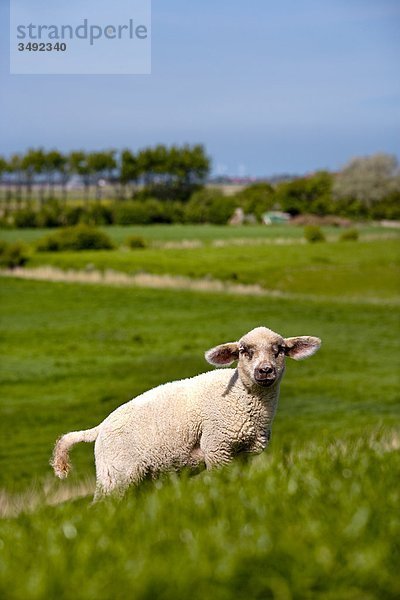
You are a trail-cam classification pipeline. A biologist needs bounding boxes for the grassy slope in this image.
[0,229,399,599]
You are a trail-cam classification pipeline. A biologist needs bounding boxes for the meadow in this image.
[0,221,397,245]
[0,224,399,599]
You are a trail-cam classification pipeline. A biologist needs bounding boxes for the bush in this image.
[185,189,236,224]
[161,201,186,224]
[84,203,114,226]
[126,235,147,249]
[332,197,369,219]
[13,207,38,228]
[304,225,326,243]
[340,228,359,242]
[370,191,400,220]
[0,241,29,268]
[36,224,114,252]
[113,199,167,225]
[63,205,85,226]
[36,201,64,228]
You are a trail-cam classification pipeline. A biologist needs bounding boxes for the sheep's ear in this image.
[284,336,321,360]
[205,342,239,366]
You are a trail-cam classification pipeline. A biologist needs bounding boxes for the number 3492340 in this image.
[18,42,67,52]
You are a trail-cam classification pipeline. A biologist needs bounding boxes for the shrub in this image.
[332,197,369,219]
[63,205,85,226]
[0,241,29,268]
[161,201,186,224]
[340,228,359,242]
[36,201,64,228]
[304,225,326,243]
[369,191,400,220]
[13,207,38,228]
[84,203,114,226]
[36,224,114,252]
[126,235,147,249]
[113,199,166,225]
[185,189,236,224]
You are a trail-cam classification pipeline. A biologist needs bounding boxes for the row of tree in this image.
[0,149,399,221]
[0,144,210,203]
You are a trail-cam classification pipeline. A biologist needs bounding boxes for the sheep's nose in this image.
[259,365,274,375]
[255,365,276,379]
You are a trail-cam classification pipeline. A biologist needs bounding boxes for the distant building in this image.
[262,211,291,225]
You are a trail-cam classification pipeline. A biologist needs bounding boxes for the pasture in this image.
[0,224,399,599]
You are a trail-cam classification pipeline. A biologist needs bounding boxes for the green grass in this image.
[1,222,398,245]
[1,277,398,493]
[3,225,397,302]
[25,238,400,301]
[0,225,399,599]
[1,434,399,600]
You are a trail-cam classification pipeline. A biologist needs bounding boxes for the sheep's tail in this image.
[50,426,99,479]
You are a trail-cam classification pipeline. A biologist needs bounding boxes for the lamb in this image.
[51,326,321,499]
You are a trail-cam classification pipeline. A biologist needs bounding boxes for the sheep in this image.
[51,326,321,499]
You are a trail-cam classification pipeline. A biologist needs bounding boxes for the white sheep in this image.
[51,326,321,499]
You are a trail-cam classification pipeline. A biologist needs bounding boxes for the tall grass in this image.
[0,431,399,599]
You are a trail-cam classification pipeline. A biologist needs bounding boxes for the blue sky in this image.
[1,0,399,176]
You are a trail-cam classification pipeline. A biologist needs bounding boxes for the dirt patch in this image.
[0,266,270,295]
[0,477,95,518]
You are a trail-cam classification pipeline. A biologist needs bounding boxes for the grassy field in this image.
[0,225,399,599]
[22,238,400,303]
[2,224,399,303]
[1,222,399,245]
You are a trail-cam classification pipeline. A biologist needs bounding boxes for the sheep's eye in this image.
[240,346,253,359]
[274,345,284,357]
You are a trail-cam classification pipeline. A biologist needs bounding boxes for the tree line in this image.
[0,149,399,225]
[0,144,210,203]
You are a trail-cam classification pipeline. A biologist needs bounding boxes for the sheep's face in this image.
[237,328,287,388]
[205,326,321,391]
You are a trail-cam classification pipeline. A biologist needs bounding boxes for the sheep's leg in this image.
[93,470,122,502]
[93,485,106,503]
[200,433,233,470]
[94,459,139,501]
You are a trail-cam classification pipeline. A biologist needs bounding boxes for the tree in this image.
[87,151,117,200]
[21,149,38,201]
[234,182,276,219]
[185,188,235,224]
[176,144,210,200]
[2,144,211,205]
[137,144,210,201]
[0,156,7,208]
[9,154,24,205]
[120,150,140,198]
[45,150,67,200]
[275,171,333,216]
[59,154,72,203]
[3,158,14,204]
[333,154,400,210]
[69,151,91,201]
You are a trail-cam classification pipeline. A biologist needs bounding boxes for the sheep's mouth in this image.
[254,376,276,387]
